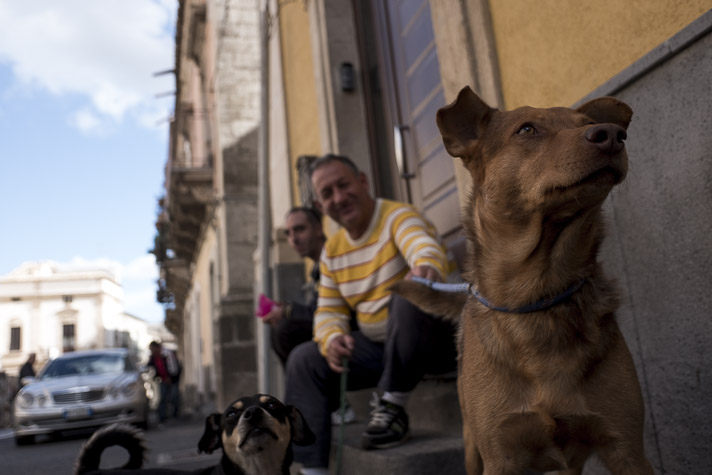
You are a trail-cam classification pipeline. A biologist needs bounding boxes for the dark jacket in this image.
[19,361,35,380]
[288,264,320,323]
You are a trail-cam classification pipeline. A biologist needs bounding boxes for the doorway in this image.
[356,0,461,237]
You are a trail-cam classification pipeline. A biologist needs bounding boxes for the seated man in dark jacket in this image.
[262,207,325,365]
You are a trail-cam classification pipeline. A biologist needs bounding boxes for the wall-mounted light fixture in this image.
[340,62,355,92]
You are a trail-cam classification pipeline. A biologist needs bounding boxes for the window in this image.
[10,327,21,351]
[63,324,75,353]
[62,295,73,303]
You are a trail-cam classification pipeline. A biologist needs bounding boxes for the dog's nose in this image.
[585,124,627,154]
[242,407,263,423]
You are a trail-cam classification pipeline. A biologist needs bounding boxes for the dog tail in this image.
[390,280,466,321]
[74,423,147,474]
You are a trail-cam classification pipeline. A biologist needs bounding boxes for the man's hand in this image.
[262,306,284,327]
[407,265,442,282]
[325,334,354,373]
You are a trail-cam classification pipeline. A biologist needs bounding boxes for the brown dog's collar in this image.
[470,279,586,313]
[411,276,586,314]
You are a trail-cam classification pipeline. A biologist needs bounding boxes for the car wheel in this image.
[14,434,35,446]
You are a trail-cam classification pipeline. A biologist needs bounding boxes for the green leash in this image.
[334,357,348,475]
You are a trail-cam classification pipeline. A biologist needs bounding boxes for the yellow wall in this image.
[279,2,322,204]
[489,0,710,108]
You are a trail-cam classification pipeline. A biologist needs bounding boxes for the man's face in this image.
[311,161,373,235]
[285,211,323,259]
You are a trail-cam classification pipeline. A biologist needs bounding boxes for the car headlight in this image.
[37,394,47,407]
[108,385,120,398]
[121,381,137,397]
[17,392,34,409]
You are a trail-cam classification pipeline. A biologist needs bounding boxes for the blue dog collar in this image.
[470,279,586,313]
[410,276,586,314]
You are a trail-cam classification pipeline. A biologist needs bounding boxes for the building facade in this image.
[156,0,263,415]
[0,261,159,374]
[159,1,711,472]
[264,2,712,473]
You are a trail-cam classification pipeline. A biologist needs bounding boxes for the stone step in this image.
[344,374,462,436]
[329,423,466,475]
[291,376,466,475]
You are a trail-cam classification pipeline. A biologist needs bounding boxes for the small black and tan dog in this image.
[75,394,315,475]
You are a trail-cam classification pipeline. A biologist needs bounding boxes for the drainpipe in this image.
[257,1,272,394]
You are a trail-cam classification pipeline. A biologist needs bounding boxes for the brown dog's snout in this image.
[585,124,627,155]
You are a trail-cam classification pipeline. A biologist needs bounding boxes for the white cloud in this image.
[123,254,160,280]
[62,256,123,279]
[0,0,176,131]
[72,108,103,133]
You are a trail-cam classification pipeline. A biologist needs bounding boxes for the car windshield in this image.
[39,353,128,379]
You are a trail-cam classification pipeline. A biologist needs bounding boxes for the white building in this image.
[0,261,163,374]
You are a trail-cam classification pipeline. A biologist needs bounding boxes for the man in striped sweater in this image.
[285,154,457,475]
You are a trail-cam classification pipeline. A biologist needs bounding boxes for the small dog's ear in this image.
[577,97,633,130]
[197,413,223,454]
[436,86,495,159]
[287,405,316,446]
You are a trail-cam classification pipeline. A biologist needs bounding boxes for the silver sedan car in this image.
[13,348,149,445]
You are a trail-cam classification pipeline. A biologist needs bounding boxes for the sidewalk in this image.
[0,427,14,441]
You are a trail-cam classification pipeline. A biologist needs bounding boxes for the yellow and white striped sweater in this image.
[314,199,449,355]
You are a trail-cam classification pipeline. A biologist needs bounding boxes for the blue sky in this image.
[0,0,178,324]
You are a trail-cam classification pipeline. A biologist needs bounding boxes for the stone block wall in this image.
[581,13,712,474]
[211,0,262,407]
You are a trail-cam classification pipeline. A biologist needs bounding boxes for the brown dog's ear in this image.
[577,97,633,130]
[436,86,495,159]
[287,405,316,446]
[197,413,223,454]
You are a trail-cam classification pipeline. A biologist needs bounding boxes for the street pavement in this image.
[0,416,220,475]
[0,427,13,440]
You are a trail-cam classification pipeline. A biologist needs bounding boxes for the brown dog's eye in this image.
[517,124,536,135]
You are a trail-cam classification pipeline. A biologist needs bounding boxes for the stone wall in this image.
[212,0,261,408]
[581,13,712,474]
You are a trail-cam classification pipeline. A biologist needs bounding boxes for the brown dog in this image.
[392,87,653,474]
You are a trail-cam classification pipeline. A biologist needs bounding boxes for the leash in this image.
[334,357,348,475]
[410,276,470,293]
[410,276,586,314]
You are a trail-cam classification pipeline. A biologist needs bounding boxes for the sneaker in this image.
[361,393,409,450]
[331,401,357,425]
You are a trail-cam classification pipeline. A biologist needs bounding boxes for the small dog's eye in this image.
[517,124,536,135]
[226,409,241,422]
[266,401,278,410]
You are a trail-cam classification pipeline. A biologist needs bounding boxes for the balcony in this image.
[156,158,214,335]
[165,162,214,263]
[160,258,191,336]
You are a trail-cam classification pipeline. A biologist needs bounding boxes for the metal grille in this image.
[52,389,105,404]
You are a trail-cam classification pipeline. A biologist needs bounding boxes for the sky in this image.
[0,0,178,324]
